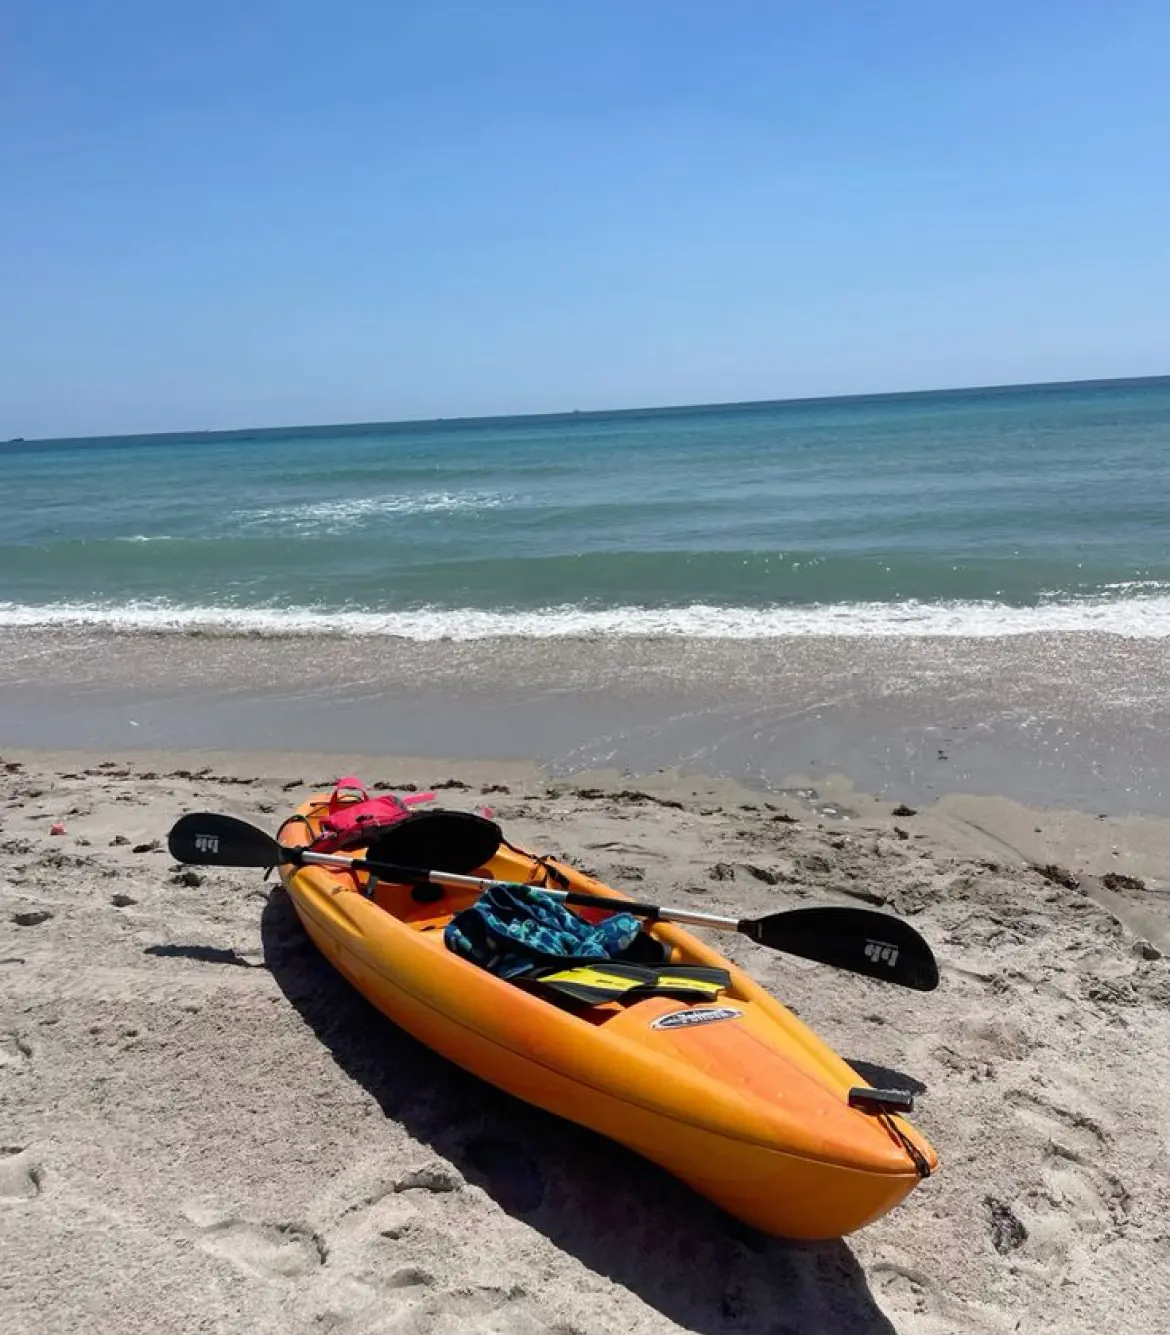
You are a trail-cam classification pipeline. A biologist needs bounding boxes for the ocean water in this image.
[5,376,1170,639]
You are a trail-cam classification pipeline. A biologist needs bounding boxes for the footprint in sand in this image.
[187,1211,327,1280]
[1016,1143,1130,1261]
[1003,1083,1129,1258]
[1004,1086,1111,1157]
[314,1281,546,1335]
[413,1286,547,1335]
[868,1262,938,1320]
[0,1147,43,1203]
[0,1033,33,1069]
[870,1262,1007,1334]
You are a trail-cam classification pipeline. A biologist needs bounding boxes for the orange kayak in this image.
[278,797,937,1239]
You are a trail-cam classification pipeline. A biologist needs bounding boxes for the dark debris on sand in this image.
[1032,863,1081,890]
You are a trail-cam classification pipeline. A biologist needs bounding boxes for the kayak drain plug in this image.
[848,1086,915,1115]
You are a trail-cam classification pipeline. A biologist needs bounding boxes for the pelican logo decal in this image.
[864,939,899,967]
[651,1006,742,1031]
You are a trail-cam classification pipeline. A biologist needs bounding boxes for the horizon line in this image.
[10,370,1170,446]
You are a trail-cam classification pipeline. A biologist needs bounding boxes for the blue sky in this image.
[3,1,1169,437]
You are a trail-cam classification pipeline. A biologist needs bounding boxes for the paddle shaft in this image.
[294,846,743,931]
[165,813,938,988]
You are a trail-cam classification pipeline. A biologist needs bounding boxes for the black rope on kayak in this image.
[501,837,573,891]
[881,1114,933,1179]
[538,857,573,890]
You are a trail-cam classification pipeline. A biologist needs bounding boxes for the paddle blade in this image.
[366,809,502,876]
[167,812,282,868]
[744,906,940,991]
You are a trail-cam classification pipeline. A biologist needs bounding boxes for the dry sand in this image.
[2,748,1168,1334]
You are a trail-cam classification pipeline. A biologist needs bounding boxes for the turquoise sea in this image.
[4,376,1170,638]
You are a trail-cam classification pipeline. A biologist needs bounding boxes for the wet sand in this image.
[4,628,1170,813]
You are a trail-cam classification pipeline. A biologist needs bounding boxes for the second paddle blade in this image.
[167,812,281,868]
[746,905,940,991]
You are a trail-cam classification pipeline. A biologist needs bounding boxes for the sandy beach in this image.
[2,745,1167,1334]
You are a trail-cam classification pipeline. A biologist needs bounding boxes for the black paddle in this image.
[167,812,940,991]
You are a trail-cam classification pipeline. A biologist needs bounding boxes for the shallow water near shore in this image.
[3,627,1168,816]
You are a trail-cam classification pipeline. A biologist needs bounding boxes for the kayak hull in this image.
[278,799,938,1239]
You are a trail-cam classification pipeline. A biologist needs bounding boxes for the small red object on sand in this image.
[50,822,66,836]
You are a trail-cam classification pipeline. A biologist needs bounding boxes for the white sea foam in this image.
[5,595,1170,639]
[235,491,514,533]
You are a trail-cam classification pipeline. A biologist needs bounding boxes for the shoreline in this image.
[1,745,1167,1333]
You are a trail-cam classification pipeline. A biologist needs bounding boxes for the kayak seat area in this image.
[613,928,671,965]
[367,880,672,964]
